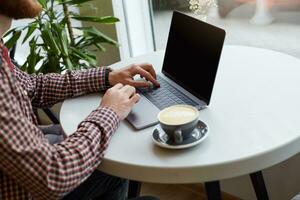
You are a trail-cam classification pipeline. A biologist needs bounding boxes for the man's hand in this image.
[108,63,160,88]
[100,83,140,120]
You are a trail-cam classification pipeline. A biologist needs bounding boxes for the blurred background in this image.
[150,0,300,58]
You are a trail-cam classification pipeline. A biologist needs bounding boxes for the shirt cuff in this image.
[83,106,120,136]
[96,67,107,91]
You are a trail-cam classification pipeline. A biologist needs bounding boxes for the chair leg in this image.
[205,181,222,200]
[250,171,269,200]
[43,108,60,124]
[128,180,142,198]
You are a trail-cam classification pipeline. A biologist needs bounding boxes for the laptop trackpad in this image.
[126,95,160,130]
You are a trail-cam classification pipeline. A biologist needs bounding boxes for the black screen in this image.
[162,11,226,105]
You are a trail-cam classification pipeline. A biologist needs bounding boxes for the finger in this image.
[139,63,157,79]
[135,67,160,87]
[120,85,136,97]
[130,93,141,105]
[139,75,149,82]
[128,80,150,88]
[112,83,124,90]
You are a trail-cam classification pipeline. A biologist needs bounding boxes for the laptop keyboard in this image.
[137,75,199,110]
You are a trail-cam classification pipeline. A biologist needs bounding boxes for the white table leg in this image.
[250,0,274,25]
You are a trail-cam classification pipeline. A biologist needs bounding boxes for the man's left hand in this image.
[108,63,160,88]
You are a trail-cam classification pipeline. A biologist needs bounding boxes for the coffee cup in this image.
[157,105,199,144]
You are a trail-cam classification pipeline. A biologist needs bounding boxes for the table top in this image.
[60,45,300,183]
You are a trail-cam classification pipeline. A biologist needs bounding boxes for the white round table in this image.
[60,45,300,198]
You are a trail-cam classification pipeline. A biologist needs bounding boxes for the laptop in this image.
[127,11,226,129]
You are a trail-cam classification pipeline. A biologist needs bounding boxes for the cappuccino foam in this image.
[159,105,198,125]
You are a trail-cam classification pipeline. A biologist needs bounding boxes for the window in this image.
[115,0,300,59]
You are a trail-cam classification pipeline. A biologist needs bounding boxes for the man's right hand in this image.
[100,83,140,120]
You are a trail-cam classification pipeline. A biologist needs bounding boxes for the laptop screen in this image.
[162,11,225,105]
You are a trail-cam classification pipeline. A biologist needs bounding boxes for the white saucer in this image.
[152,120,209,149]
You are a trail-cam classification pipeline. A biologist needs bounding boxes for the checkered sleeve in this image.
[15,66,109,108]
[0,66,120,200]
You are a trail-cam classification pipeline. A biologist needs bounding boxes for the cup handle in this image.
[174,128,183,144]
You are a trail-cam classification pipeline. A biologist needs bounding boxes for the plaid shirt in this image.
[0,42,120,200]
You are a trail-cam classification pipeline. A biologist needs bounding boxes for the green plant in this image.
[4,0,119,74]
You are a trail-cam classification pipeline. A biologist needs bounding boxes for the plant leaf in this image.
[60,30,70,56]
[5,31,22,49]
[71,16,119,24]
[77,27,118,45]
[3,28,18,38]
[71,47,97,65]
[22,23,38,44]
[41,24,61,55]
[94,43,106,52]
[38,0,47,8]
[65,57,74,70]
[27,38,39,74]
[53,23,69,57]
[61,0,94,5]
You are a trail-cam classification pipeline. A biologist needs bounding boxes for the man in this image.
[0,0,160,200]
